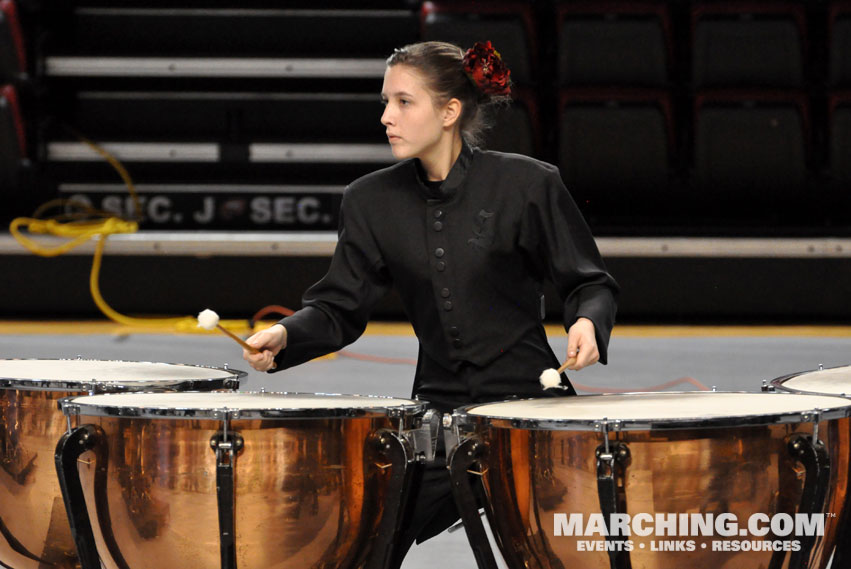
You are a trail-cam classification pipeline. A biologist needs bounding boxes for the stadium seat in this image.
[829,1,851,86]
[0,0,27,82]
[558,88,673,211]
[420,1,535,84]
[694,90,809,203]
[692,2,806,88]
[828,91,851,186]
[0,84,25,189]
[556,1,672,87]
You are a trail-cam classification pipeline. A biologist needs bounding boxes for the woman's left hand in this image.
[565,317,599,371]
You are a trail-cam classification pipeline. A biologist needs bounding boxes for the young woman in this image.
[244,40,618,565]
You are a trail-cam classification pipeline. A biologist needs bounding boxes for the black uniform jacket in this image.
[273,143,618,399]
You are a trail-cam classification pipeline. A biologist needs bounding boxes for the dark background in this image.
[2,0,850,322]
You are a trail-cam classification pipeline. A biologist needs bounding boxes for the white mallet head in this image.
[539,368,562,390]
[197,309,220,330]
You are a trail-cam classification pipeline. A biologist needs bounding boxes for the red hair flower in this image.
[463,41,512,97]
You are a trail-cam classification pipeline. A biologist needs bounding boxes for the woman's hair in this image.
[386,41,512,147]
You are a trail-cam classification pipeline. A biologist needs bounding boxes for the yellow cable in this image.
[10,216,137,257]
[89,234,187,328]
[8,129,249,335]
[62,125,142,218]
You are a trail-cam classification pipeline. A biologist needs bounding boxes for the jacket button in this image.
[436,261,446,271]
[443,301,453,311]
[434,248,445,258]
[433,221,443,231]
[434,210,444,219]
[441,288,451,298]
[449,326,460,337]
[452,338,463,349]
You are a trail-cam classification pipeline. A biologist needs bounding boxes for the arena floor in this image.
[3,321,851,568]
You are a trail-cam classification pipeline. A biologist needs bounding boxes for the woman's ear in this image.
[442,98,462,128]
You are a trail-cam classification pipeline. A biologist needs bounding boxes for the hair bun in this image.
[463,41,512,97]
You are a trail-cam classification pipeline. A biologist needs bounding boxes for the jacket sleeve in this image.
[272,188,392,370]
[519,167,619,364]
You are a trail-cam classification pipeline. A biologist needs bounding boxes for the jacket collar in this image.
[412,141,474,200]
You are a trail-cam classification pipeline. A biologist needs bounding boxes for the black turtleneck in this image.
[422,179,443,198]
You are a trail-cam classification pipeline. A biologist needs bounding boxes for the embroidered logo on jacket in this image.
[468,209,495,250]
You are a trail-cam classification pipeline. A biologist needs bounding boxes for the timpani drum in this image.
[769,364,851,567]
[0,359,242,569]
[446,392,851,569]
[769,364,851,398]
[55,391,438,569]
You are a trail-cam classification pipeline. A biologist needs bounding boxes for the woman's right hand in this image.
[244,324,287,371]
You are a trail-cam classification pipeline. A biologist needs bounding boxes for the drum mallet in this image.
[197,309,260,354]
[539,355,578,390]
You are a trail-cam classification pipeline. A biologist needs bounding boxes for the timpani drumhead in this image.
[462,391,851,429]
[0,358,242,391]
[771,364,851,396]
[61,391,425,419]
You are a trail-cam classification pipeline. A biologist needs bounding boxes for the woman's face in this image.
[380,64,449,161]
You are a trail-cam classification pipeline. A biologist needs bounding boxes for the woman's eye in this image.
[400,99,409,106]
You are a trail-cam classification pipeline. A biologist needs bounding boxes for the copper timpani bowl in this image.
[769,364,851,568]
[446,391,851,569]
[56,391,433,569]
[0,359,242,569]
